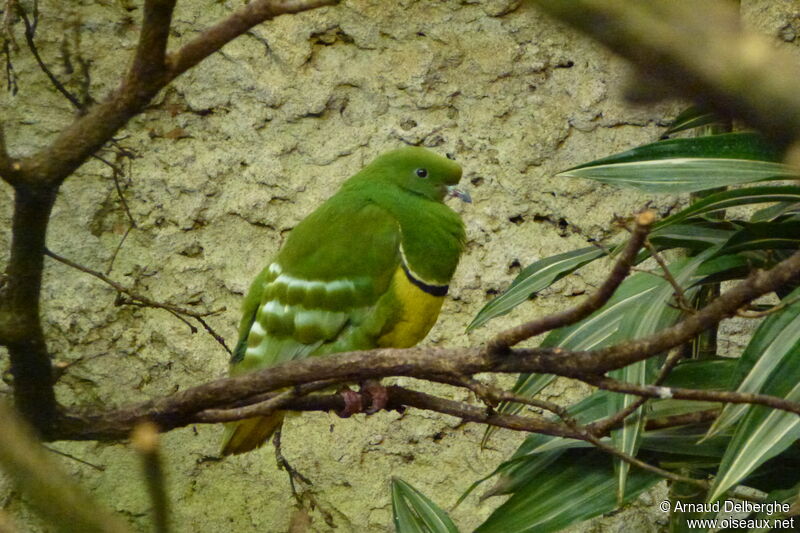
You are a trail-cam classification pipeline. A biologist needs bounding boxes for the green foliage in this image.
[391,478,460,533]
[465,114,800,532]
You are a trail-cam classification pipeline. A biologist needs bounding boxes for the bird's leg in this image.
[361,379,388,414]
[272,428,312,504]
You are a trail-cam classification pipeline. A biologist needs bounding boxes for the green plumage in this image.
[223,147,467,454]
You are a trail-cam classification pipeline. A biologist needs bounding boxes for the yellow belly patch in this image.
[378,267,445,348]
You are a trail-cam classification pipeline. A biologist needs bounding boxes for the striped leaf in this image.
[481,249,730,449]
[662,106,722,137]
[559,133,792,193]
[608,251,717,499]
[750,201,800,223]
[475,450,661,533]
[706,287,800,502]
[467,246,606,331]
[716,221,800,255]
[391,478,459,533]
[649,223,735,252]
[654,186,800,229]
[706,286,800,438]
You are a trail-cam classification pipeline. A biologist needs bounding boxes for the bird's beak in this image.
[447,185,472,203]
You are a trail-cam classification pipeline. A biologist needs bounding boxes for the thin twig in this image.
[643,238,694,312]
[16,5,83,110]
[45,248,231,354]
[584,374,800,416]
[106,225,132,275]
[43,445,106,471]
[588,350,685,437]
[644,409,719,431]
[453,375,576,425]
[736,292,800,318]
[92,153,137,227]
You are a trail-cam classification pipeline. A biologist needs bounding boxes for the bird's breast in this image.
[377,265,447,348]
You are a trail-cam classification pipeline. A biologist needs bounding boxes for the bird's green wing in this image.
[230,197,401,376]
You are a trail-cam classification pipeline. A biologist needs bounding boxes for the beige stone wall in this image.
[0,1,796,531]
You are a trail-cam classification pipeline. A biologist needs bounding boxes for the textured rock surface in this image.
[0,0,795,531]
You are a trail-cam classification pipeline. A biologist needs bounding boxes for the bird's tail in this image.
[221,412,285,456]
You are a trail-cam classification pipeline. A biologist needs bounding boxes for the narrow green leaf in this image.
[608,252,717,499]
[475,450,661,533]
[750,201,800,223]
[391,478,459,533]
[559,133,791,193]
[570,133,781,167]
[716,221,800,255]
[467,246,606,331]
[662,106,722,137]
[655,186,800,229]
[649,223,735,252]
[706,286,800,438]
[561,159,794,194]
[707,288,800,501]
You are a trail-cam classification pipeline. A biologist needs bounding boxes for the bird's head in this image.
[361,146,471,203]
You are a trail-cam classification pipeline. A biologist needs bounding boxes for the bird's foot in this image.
[337,387,363,418]
[361,379,388,414]
[336,381,389,417]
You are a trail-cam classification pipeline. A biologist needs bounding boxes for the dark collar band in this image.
[401,263,449,297]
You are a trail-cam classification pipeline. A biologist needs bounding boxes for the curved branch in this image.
[166,0,336,79]
[12,0,337,189]
[487,210,655,353]
[0,0,336,434]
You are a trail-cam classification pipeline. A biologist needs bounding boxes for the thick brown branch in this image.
[0,186,58,433]
[166,0,336,78]
[12,0,336,189]
[565,250,800,374]
[128,0,176,88]
[201,385,583,440]
[487,210,654,353]
[51,345,800,442]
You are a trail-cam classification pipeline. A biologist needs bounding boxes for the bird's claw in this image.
[336,381,389,417]
[362,380,388,414]
[337,387,363,418]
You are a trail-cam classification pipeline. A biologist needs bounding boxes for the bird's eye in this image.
[415,168,428,178]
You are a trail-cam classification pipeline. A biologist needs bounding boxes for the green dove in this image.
[222,147,469,455]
